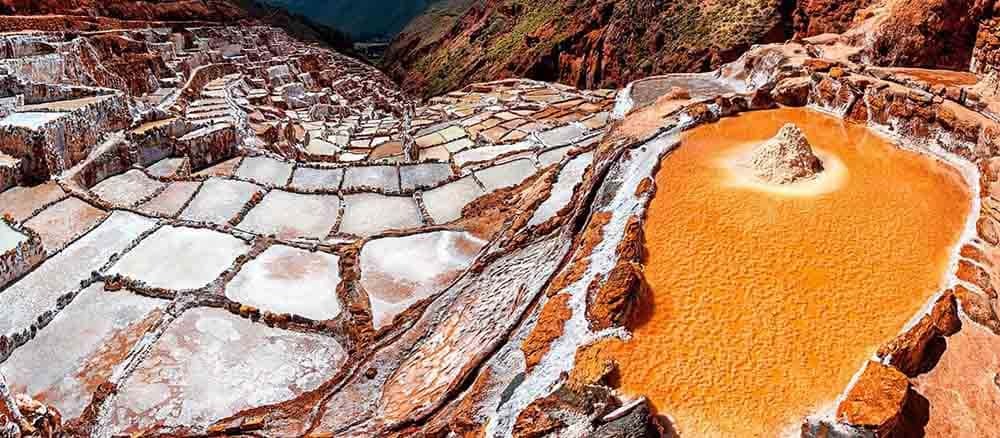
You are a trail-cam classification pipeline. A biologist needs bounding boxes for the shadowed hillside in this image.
[258,0,439,40]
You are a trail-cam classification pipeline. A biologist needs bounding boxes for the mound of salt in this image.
[746,123,824,184]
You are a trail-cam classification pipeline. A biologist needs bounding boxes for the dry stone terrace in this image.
[0,17,616,436]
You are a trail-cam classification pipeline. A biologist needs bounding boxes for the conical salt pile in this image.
[747,123,824,184]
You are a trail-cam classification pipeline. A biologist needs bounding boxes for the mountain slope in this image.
[258,0,437,40]
[385,0,998,98]
[0,0,248,21]
[0,0,355,52]
[387,0,477,59]
[383,0,803,98]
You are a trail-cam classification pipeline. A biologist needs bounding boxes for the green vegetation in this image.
[485,1,562,62]
[412,0,567,96]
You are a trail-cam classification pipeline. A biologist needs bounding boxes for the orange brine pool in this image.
[595,108,971,436]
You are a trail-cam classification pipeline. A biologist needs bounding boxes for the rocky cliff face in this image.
[384,0,798,97]
[856,0,997,70]
[385,0,1000,97]
[790,0,877,36]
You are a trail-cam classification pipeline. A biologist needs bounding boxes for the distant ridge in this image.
[257,0,439,41]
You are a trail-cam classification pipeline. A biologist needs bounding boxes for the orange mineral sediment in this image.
[592,108,971,436]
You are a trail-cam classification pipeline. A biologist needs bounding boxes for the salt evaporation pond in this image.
[591,108,972,437]
[225,245,343,320]
[0,220,26,252]
[360,230,486,328]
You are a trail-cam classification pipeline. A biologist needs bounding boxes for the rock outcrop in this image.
[746,123,825,184]
[791,0,876,37]
[857,0,996,71]
[384,0,798,97]
[836,361,911,436]
[877,291,962,377]
[387,0,1000,97]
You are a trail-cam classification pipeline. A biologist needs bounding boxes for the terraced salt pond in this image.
[0,220,26,252]
[360,230,486,329]
[594,108,972,436]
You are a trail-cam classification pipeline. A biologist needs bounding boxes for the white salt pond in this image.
[90,169,166,207]
[225,245,343,320]
[339,193,423,237]
[0,112,64,130]
[180,178,261,225]
[421,176,485,225]
[290,166,344,191]
[24,197,107,255]
[145,157,188,178]
[0,212,157,342]
[400,163,453,192]
[237,190,340,239]
[453,141,536,168]
[528,152,593,227]
[1,283,167,419]
[342,165,400,193]
[537,123,589,147]
[103,308,345,433]
[235,156,293,187]
[537,146,571,167]
[0,182,66,222]
[474,158,537,191]
[0,220,27,252]
[109,226,249,290]
[360,230,486,329]
[138,181,200,217]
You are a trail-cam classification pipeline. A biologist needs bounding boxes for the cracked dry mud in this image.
[1,3,1000,438]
